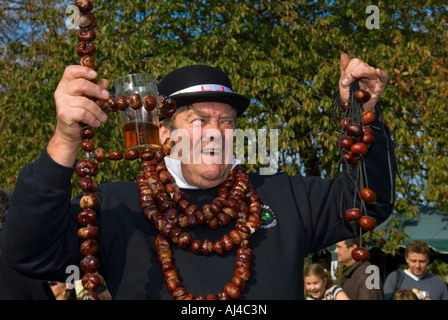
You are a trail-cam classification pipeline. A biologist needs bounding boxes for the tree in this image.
[1,0,447,254]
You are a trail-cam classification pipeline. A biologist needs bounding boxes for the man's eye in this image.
[221,120,234,126]
[192,118,205,125]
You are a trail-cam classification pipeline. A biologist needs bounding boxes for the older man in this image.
[334,238,384,300]
[0,54,396,299]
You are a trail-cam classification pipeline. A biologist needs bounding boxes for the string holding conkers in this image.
[73,0,179,299]
[334,84,378,262]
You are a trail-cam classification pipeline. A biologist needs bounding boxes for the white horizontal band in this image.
[169,84,233,96]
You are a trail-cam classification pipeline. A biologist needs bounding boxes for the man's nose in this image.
[203,128,221,142]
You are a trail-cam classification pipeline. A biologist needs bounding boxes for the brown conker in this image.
[76,160,98,177]
[77,208,96,226]
[354,89,371,103]
[345,208,362,221]
[346,123,363,137]
[359,216,377,231]
[82,273,101,292]
[350,142,368,156]
[80,255,100,273]
[80,239,99,256]
[144,95,157,112]
[224,283,241,300]
[362,110,376,125]
[361,188,376,203]
[352,247,370,261]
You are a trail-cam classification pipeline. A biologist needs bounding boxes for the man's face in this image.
[334,241,355,266]
[160,102,236,189]
[406,252,429,277]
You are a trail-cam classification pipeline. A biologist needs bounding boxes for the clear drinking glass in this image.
[114,73,160,152]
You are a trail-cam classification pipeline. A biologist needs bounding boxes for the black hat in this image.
[158,65,250,118]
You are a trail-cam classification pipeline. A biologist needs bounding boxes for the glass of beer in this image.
[114,73,160,152]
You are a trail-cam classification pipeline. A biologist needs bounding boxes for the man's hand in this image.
[48,65,110,167]
[339,53,388,112]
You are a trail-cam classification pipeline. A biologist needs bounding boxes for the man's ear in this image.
[159,122,170,145]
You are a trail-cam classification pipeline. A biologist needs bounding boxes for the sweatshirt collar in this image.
[164,157,241,190]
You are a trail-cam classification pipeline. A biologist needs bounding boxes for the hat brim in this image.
[168,91,250,118]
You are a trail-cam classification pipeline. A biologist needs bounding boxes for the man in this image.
[0,188,55,300]
[0,54,396,299]
[383,240,448,300]
[334,238,384,299]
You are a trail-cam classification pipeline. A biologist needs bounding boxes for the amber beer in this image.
[122,121,160,152]
[115,73,160,151]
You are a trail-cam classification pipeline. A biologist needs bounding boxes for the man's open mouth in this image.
[202,148,221,156]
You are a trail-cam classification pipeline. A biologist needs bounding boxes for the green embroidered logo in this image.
[262,211,272,222]
[261,205,277,229]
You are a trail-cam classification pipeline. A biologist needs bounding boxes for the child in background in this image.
[304,263,350,300]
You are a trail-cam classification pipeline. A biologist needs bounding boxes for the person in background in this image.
[334,237,384,300]
[48,281,74,300]
[304,263,349,300]
[392,289,418,300]
[0,187,55,300]
[384,240,448,300]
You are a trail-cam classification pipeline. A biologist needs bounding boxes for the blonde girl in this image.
[304,263,350,300]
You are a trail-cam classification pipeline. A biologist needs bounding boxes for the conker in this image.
[340,117,351,130]
[221,234,233,251]
[361,188,376,203]
[354,89,371,103]
[129,94,142,110]
[74,0,93,13]
[144,95,157,111]
[107,150,123,160]
[79,193,99,209]
[77,27,96,41]
[201,239,213,255]
[124,149,140,161]
[362,110,376,125]
[81,292,99,300]
[352,247,370,261]
[80,255,100,273]
[224,283,241,300]
[80,239,99,256]
[95,99,107,111]
[117,95,128,111]
[346,123,363,137]
[338,135,354,150]
[106,97,118,112]
[82,273,101,292]
[342,152,358,165]
[78,208,96,226]
[78,12,97,29]
[80,140,95,152]
[80,55,94,69]
[177,232,193,249]
[94,148,106,162]
[80,127,95,140]
[359,216,377,231]
[350,142,368,156]
[77,226,99,240]
[362,133,375,145]
[213,240,224,255]
[76,159,98,177]
[77,41,95,56]
[345,208,362,221]
[191,240,202,255]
